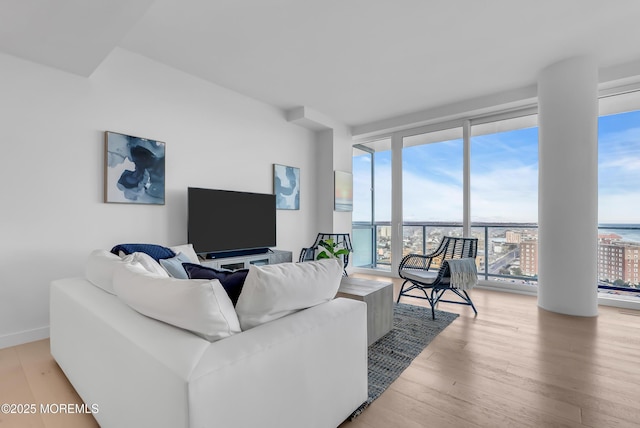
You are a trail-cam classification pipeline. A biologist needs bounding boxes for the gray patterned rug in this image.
[350,303,459,419]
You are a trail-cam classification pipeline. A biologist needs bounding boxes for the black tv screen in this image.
[188,187,276,256]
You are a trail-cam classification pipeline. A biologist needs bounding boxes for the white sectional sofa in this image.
[50,250,368,428]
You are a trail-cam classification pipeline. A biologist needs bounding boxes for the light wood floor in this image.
[0,339,98,428]
[341,276,640,428]
[2,277,640,428]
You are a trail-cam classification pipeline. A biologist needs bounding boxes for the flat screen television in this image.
[188,187,276,257]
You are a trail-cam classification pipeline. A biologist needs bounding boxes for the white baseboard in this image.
[347,268,640,312]
[476,280,538,296]
[0,326,49,350]
[598,296,640,311]
[351,267,395,278]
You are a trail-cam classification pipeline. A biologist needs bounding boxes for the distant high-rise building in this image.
[506,231,523,244]
[520,240,537,276]
[598,242,624,283]
[623,244,640,285]
[597,237,640,285]
[378,226,391,238]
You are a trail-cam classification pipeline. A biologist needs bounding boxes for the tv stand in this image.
[201,249,292,271]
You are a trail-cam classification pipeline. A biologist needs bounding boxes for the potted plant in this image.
[316,238,350,268]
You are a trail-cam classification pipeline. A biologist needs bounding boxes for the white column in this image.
[538,56,599,316]
[315,129,334,233]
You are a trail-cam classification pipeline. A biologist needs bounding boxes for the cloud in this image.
[402,169,463,222]
[354,145,538,223]
[352,117,640,225]
[471,162,538,222]
[600,192,640,223]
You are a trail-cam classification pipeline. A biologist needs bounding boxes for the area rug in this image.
[350,303,459,419]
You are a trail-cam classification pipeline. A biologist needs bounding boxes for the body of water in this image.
[599,224,640,243]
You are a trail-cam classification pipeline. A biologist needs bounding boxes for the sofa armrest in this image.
[189,298,368,428]
[50,278,210,428]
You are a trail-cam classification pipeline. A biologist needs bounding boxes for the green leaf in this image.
[316,238,349,260]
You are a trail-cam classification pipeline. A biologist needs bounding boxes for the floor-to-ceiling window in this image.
[470,114,538,284]
[352,138,392,269]
[402,127,463,256]
[352,145,373,268]
[597,91,640,300]
[352,110,540,294]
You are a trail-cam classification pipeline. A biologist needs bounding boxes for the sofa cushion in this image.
[160,252,192,279]
[113,262,241,342]
[123,252,169,277]
[183,263,248,306]
[169,243,200,264]
[85,249,126,295]
[235,259,342,330]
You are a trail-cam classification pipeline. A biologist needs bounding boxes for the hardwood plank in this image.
[15,341,99,428]
[400,357,583,423]
[0,347,45,428]
[388,377,529,428]
[581,407,640,428]
[360,388,481,428]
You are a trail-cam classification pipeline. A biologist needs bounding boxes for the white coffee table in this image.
[336,277,394,345]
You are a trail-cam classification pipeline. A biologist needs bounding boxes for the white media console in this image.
[200,249,293,270]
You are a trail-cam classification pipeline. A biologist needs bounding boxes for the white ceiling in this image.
[3,0,640,128]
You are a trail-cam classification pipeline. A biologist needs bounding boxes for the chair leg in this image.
[430,292,436,319]
[396,280,408,303]
[429,288,440,320]
[463,290,478,315]
[430,288,447,320]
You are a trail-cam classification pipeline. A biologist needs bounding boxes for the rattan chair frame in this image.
[398,236,479,319]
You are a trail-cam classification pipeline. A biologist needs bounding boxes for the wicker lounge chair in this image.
[398,236,479,319]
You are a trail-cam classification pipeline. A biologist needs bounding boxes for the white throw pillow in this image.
[235,259,343,330]
[113,262,241,342]
[122,252,169,277]
[85,249,125,295]
[169,243,201,264]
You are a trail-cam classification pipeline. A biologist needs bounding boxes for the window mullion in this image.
[463,119,471,237]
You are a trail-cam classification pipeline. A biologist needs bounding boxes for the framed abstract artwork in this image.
[104,131,166,205]
[273,164,300,210]
[334,171,353,212]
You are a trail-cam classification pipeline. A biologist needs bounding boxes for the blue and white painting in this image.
[273,164,300,210]
[105,131,165,205]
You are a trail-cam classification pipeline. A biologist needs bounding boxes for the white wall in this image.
[332,124,354,235]
[0,48,319,348]
[309,123,353,236]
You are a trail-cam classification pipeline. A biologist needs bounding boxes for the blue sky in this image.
[354,110,640,224]
[599,110,640,223]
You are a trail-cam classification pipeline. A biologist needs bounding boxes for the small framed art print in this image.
[273,164,300,210]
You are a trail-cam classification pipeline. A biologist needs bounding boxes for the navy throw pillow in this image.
[111,243,175,261]
[183,263,249,306]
